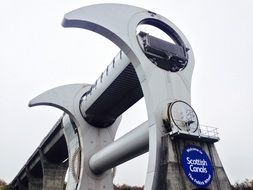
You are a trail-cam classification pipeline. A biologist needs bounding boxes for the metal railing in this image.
[199,124,219,139]
[82,50,123,101]
[168,122,220,141]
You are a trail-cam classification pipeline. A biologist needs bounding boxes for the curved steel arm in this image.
[61,4,195,190]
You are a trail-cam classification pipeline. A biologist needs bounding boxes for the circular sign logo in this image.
[181,145,213,188]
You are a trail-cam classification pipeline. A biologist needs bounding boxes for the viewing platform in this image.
[169,124,220,143]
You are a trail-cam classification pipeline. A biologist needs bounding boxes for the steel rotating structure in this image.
[29,3,194,190]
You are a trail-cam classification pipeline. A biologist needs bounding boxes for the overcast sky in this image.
[0,0,253,186]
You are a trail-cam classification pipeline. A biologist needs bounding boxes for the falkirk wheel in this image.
[26,3,231,190]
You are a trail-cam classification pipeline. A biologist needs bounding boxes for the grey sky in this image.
[0,0,253,186]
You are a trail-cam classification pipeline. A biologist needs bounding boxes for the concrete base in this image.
[158,136,231,190]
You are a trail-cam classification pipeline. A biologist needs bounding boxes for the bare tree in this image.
[233,179,253,190]
[114,184,144,190]
[0,179,8,190]
[0,179,7,187]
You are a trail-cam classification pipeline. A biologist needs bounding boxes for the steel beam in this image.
[89,121,149,174]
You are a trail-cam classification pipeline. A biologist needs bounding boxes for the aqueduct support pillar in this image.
[39,150,68,190]
[28,178,43,190]
[17,179,28,190]
[26,167,43,190]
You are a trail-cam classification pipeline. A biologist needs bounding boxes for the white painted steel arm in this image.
[62,4,195,190]
[89,121,149,174]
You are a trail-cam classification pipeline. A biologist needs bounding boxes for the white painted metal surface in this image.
[29,3,195,190]
[62,4,194,190]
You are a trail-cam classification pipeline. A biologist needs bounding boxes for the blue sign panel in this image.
[181,145,213,188]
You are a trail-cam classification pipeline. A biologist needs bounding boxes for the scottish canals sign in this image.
[181,146,213,188]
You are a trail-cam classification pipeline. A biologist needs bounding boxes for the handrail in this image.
[199,124,219,139]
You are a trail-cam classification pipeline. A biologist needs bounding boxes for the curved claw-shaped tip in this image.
[29,84,90,116]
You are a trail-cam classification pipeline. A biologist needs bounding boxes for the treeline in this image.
[1,178,253,189]
[114,184,143,190]
[0,179,7,190]
[232,179,253,190]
